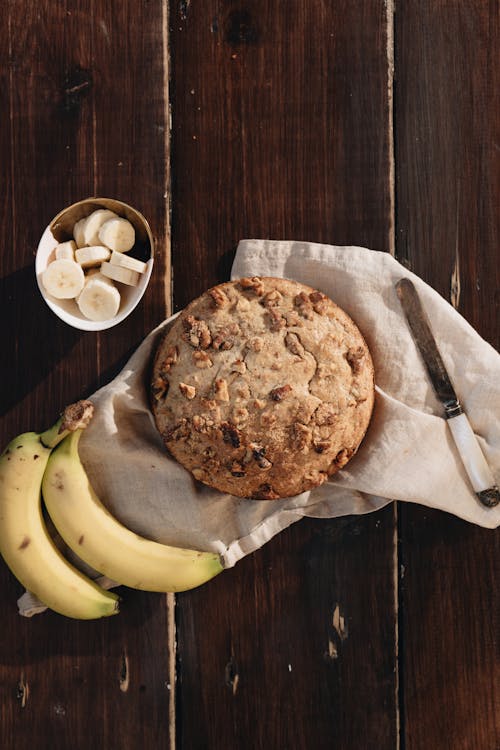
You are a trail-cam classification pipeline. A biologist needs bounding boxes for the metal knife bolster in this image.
[396,278,499,508]
[443,399,463,420]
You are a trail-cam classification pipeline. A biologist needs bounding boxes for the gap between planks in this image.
[163,2,175,748]
[386,1,401,748]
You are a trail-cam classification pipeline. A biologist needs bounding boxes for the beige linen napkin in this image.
[19,240,499,616]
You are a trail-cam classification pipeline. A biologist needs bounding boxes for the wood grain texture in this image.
[0,1,497,748]
[395,3,499,749]
[170,0,393,309]
[395,1,499,349]
[170,2,397,748]
[0,1,171,748]
[176,510,398,750]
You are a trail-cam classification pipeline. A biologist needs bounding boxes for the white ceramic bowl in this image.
[35,197,154,331]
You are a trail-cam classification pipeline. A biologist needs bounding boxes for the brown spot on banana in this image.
[18,536,30,550]
[53,471,65,491]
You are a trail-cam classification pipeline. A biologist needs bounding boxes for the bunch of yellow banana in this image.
[0,401,223,620]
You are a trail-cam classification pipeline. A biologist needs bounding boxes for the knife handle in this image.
[446,413,499,507]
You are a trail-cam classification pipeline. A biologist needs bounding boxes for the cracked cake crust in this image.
[151,277,375,499]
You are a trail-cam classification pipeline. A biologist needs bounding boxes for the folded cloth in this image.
[18,240,499,616]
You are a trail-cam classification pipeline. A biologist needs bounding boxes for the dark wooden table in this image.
[0,2,498,748]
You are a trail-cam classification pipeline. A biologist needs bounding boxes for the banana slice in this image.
[75,245,111,269]
[55,240,76,260]
[77,275,121,321]
[82,209,118,246]
[98,217,135,253]
[42,259,85,299]
[109,249,147,274]
[73,218,88,248]
[100,261,140,286]
[83,268,114,284]
[76,270,114,302]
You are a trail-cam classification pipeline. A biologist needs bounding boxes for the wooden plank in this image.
[395,3,499,749]
[170,2,397,748]
[0,2,171,748]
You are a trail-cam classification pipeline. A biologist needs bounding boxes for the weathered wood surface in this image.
[170,2,397,749]
[395,4,499,749]
[0,1,497,749]
[0,1,171,748]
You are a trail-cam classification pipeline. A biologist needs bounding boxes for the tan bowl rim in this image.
[49,196,154,255]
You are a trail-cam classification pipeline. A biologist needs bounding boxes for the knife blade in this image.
[396,277,499,508]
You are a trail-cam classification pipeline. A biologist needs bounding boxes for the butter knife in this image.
[396,277,499,508]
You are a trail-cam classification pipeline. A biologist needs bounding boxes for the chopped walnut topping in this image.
[249,444,272,470]
[221,422,241,448]
[236,296,251,311]
[163,418,189,442]
[254,483,280,500]
[247,336,264,352]
[179,382,196,400]
[208,286,230,309]
[192,467,206,480]
[313,403,338,425]
[151,376,169,401]
[313,440,331,454]
[212,333,234,351]
[309,291,329,315]
[249,442,265,457]
[229,460,245,477]
[262,289,282,308]
[260,411,277,427]
[285,332,305,357]
[270,384,292,401]
[192,350,213,368]
[231,406,249,425]
[304,470,327,486]
[214,378,229,401]
[332,448,354,469]
[200,398,219,411]
[242,448,254,464]
[211,323,240,351]
[294,292,314,319]
[350,385,367,402]
[292,422,312,452]
[346,346,365,374]
[258,457,272,470]
[266,308,286,332]
[285,310,303,327]
[152,276,373,500]
[230,359,247,374]
[235,384,251,399]
[239,276,265,295]
[192,415,215,433]
[183,315,212,349]
[294,404,315,424]
[313,424,332,440]
[159,345,179,374]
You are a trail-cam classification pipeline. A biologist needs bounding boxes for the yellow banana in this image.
[42,429,224,593]
[0,402,119,619]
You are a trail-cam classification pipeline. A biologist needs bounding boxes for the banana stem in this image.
[40,401,94,449]
[57,428,83,456]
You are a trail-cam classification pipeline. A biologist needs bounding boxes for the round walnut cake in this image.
[151,277,374,499]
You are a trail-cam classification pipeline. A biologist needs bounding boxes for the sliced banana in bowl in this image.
[35,197,154,331]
